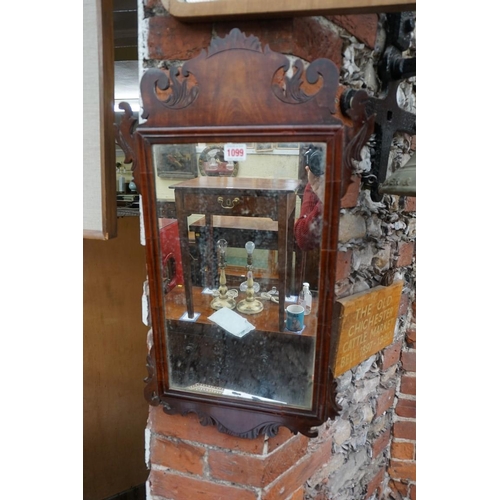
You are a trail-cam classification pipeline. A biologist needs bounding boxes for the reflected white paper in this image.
[222,389,286,404]
[208,307,255,337]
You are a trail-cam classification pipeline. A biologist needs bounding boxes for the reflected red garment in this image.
[294,183,323,251]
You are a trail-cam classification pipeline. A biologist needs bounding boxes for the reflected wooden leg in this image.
[175,205,194,318]
[286,197,296,296]
[206,214,214,289]
[277,202,287,332]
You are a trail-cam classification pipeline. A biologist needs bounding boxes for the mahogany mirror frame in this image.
[132,28,371,438]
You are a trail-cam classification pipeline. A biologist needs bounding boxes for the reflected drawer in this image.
[182,193,279,218]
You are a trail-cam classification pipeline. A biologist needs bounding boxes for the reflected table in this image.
[164,285,318,335]
[173,177,301,331]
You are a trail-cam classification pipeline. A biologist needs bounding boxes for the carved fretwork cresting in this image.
[272,58,338,116]
[163,407,285,439]
[207,28,262,55]
[140,66,199,118]
[139,28,343,128]
[161,404,326,439]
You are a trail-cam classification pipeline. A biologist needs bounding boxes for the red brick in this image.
[336,249,352,281]
[148,407,267,454]
[311,492,328,500]
[328,14,379,48]
[340,175,360,208]
[149,469,258,500]
[393,421,416,441]
[290,486,305,500]
[406,327,416,348]
[262,434,309,485]
[391,441,415,460]
[208,450,265,488]
[262,437,332,500]
[372,428,391,458]
[396,242,415,267]
[396,398,416,419]
[403,197,416,212]
[292,17,343,67]
[398,292,409,316]
[388,459,416,482]
[144,0,162,8]
[375,387,396,418]
[381,340,403,370]
[150,436,205,475]
[208,434,309,488]
[400,375,416,396]
[410,484,416,500]
[147,15,212,60]
[388,479,408,498]
[266,426,296,453]
[365,467,385,499]
[401,350,416,372]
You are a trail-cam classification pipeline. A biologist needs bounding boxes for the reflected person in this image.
[294,145,325,251]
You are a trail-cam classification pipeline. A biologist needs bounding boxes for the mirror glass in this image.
[154,141,327,409]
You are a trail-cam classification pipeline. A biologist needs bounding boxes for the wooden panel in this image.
[332,281,403,377]
[168,0,416,22]
[83,217,149,499]
[83,0,117,239]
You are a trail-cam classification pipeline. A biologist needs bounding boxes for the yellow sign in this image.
[333,281,403,377]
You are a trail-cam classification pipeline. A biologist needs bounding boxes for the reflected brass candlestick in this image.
[211,239,236,310]
[237,241,263,315]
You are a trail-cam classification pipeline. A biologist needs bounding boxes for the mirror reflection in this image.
[154,142,326,409]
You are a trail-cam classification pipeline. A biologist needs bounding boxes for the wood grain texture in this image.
[84,217,149,499]
[332,281,403,377]
[167,0,416,22]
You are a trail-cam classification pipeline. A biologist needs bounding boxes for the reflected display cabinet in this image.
[126,28,373,438]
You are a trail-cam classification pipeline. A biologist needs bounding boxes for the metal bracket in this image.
[341,12,416,201]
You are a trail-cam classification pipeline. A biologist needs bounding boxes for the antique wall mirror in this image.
[126,28,371,438]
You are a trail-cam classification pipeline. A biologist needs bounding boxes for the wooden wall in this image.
[83,216,149,499]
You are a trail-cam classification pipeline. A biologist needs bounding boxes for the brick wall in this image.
[387,298,416,500]
[146,408,333,499]
[140,3,416,499]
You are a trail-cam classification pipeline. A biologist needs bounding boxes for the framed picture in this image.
[154,144,198,179]
[275,143,299,150]
[256,143,273,152]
